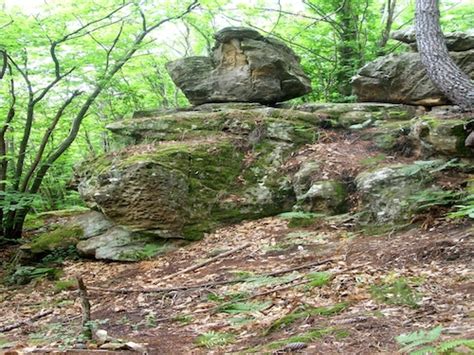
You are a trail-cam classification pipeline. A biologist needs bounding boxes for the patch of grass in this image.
[24,215,46,230]
[370,278,421,308]
[265,302,348,334]
[54,279,76,292]
[195,331,235,348]
[305,271,332,289]
[0,336,16,349]
[229,315,255,326]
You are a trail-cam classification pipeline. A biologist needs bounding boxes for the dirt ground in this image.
[0,215,472,354]
[0,132,473,354]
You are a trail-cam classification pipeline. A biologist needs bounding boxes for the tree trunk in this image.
[415,0,474,110]
[335,0,361,97]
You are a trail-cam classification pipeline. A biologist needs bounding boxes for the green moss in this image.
[29,226,83,254]
[265,303,349,334]
[54,279,76,292]
[24,215,46,230]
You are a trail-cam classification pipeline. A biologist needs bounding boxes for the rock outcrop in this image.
[352,50,474,106]
[166,27,312,105]
[352,29,474,106]
[391,28,474,52]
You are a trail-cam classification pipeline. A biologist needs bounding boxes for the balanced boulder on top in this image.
[166,27,312,105]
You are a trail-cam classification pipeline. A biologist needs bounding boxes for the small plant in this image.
[396,326,474,354]
[408,189,462,212]
[195,331,235,348]
[448,194,474,219]
[305,271,332,288]
[265,303,348,334]
[216,301,271,314]
[267,327,349,349]
[370,278,421,308]
[54,279,76,292]
[173,314,193,325]
[5,266,63,285]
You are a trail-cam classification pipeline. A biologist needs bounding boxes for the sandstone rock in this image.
[352,50,474,106]
[78,107,324,240]
[391,28,474,52]
[166,27,311,105]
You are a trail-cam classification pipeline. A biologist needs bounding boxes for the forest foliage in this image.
[0,0,473,235]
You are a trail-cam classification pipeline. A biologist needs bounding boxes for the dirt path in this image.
[1,216,472,354]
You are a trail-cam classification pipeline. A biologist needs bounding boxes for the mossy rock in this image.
[412,116,473,157]
[106,106,321,144]
[355,160,446,224]
[287,102,417,128]
[29,226,83,254]
[77,133,311,240]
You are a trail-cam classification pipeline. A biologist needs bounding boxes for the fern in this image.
[437,338,474,352]
[396,326,474,354]
[396,326,443,352]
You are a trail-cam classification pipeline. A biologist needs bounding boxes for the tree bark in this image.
[415,0,474,110]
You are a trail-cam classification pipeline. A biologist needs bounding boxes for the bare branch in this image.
[20,91,83,193]
[28,1,200,195]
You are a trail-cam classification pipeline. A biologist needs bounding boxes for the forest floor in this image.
[1,216,472,354]
[0,132,473,354]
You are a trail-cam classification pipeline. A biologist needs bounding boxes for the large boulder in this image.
[77,105,326,241]
[166,27,312,105]
[352,50,474,106]
[391,28,474,52]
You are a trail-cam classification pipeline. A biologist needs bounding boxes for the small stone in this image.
[95,329,108,344]
[125,341,148,353]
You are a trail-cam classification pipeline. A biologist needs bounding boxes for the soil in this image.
[0,132,473,354]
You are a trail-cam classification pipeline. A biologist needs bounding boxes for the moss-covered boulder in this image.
[28,226,83,254]
[355,160,446,224]
[77,106,324,241]
[411,116,473,157]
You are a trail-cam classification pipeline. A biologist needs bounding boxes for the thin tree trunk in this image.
[415,0,474,110]
[378,0,397,54]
